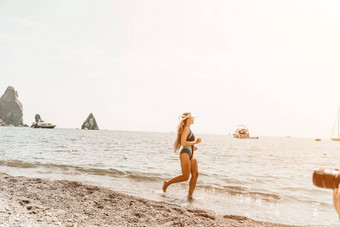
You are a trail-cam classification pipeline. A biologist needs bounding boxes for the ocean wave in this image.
[198,183,281,201]
[0,159,163,182]
[0,160,37,168]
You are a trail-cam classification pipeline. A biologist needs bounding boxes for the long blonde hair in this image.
[174,112,193,152]
[174,119,188,152]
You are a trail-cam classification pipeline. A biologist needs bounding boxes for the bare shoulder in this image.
[181,127,190,139]
[182,127,190,134]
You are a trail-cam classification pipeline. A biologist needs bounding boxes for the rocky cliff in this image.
[81,113,99,130]
[0,86,23,126]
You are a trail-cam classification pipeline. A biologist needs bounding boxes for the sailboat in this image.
[332,107,340,141]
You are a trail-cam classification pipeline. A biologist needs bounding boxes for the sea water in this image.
[0,127,339,226]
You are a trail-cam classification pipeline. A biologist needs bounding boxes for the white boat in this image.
[31,114,56,129]
[332,107,340,141]
[31,121,56,129]
[233,125,258,139]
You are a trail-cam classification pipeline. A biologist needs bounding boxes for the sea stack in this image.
[0,86,23,126]
[35,114,42,123]
[81,113,99,130]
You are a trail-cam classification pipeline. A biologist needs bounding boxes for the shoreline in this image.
[0,172,304,227]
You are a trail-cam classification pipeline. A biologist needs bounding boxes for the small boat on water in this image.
[31,121,56,129]
[233,125,258,139]
[31,114,56,129]
[315,138,321,141]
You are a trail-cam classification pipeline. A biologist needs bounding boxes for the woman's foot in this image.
[187,194,194,202]
[162,181,168,193]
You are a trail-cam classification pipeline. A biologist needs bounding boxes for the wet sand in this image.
[0,172,303,227]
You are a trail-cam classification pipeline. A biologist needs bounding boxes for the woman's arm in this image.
[181,127,201,146]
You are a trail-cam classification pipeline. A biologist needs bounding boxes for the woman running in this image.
[162,112,201,199]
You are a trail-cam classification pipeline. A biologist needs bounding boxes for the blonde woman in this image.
[162,112,201,199]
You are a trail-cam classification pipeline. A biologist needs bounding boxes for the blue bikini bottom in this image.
[180,148,193,159]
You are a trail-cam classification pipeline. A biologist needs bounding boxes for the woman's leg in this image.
[188,157,198,198]
[163,153,191,192]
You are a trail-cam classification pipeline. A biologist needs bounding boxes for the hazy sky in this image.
[1,0,340,137]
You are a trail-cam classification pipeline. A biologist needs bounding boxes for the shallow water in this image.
[0,127,339,226]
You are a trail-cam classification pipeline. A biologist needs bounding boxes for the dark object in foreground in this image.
[313,168,340,189]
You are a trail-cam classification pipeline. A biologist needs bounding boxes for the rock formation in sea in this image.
[81,113,99,130]
[35,114,42,123]
[0,86,23,126]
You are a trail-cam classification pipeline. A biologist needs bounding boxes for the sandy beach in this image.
[0,172,304,227]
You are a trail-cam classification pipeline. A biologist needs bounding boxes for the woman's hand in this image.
[333,183,340,217]
[195,138,201,144]
[194,146,198,151]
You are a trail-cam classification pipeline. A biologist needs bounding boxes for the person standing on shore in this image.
[162,112,201,199]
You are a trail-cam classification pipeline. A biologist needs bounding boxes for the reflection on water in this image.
[0,127,339,225]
